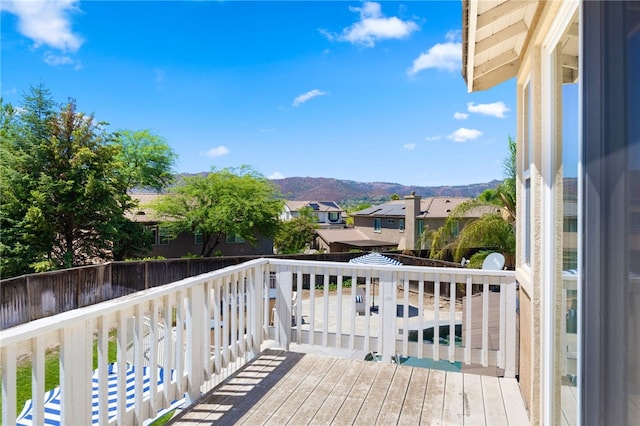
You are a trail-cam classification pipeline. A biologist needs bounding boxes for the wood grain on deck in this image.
[168,349,529,425]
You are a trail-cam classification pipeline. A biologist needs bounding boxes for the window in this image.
[146,226,158,245]
[451,220,459,238]
[158,227,170,245]
[374,218,381,232]
[563,218,578,233]
[194,230,204,245]
[418,220,424,236]
[399,219,405,232]
[583,3,639,421]
[226,233,246,243]
[328,211,340,222]
[523,81,532,266]
[387,219,394,224]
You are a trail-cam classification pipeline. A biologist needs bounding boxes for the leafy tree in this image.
[24,99,123,269]
[112,129,177,191]
[0,85,176,277]
[390,193,400,200]
[150,166,284,257]
[426,136,517,264]
[109,129,177,260]
[274,206,318,254]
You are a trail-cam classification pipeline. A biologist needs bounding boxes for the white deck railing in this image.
[1,258,517,425]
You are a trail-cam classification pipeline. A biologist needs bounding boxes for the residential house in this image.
[314,228,399,253]
[129,193,274,258]
[339,194,498,252]
[463,0,638,424]
[280,200,346,228]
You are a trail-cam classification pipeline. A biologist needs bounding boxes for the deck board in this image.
[442,369,464,425]
[463,373,486,425]
[288,357,350,425]
[309,360,364,425]
[481,375,509,426]
[376,365,412,425]
[421,368,447,425]
[396,367,428,426]
[332,361,380,424]
[168,349,530,426]
[237,352,320,425]
[500,377,530,426]
[352,362,395,425]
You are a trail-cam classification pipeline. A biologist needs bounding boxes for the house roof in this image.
[419,197,497,219]
[126,193,164,222]
[352,200,406,217]
[352,197,494,219]
[315,228,397,248]
[284,200,344,213]
[462,0,579,92]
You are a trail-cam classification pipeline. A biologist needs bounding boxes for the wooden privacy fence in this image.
[0,257,248,330]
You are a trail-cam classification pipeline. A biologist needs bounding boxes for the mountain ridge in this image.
[271,176,501,205]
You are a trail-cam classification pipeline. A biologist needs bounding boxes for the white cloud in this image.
[269,172,285,180]
[408,41,462,75]
[425,135,441,142]
[292,89,327,107]
[445,30,461,43]
[43,52,73,66]
[2,0,83,52]
[323,1,418,47]
[447,128,483,143]
[403,143,416,150]
[454,112,469,120]
[205,146,230,158]
[43,51,81,69]
[467,101,510,118]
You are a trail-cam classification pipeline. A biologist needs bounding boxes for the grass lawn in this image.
[0,331,118,424]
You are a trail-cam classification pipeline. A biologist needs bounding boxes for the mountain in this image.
[272,177,502,205]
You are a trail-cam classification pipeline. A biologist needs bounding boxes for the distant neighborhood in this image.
[130,191,498,258]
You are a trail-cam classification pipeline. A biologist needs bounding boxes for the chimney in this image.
[404,193,421,251]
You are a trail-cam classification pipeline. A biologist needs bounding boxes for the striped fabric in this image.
[16,363,171,425]
[348,252,402,266]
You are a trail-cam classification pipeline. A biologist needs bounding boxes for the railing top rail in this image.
[266,258,516,278]
[0,258,269,345]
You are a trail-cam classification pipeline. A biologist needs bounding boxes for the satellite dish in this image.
[482,252,505,270]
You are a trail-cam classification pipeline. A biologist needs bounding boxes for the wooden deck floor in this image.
[168,349,530,426]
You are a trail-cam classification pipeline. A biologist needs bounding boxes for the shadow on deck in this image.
[168,349,529,426]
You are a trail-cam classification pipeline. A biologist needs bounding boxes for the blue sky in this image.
[1,1,516,186]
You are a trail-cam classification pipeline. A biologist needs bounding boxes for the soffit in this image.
[463,0,541,92]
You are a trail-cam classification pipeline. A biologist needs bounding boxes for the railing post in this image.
[60,320,91,425]
[2,344,17,426]
[504,280,518,377]
[275,264,292,350]
[380,270,397,363]
[185,285,205,404]
[250,265,263,357]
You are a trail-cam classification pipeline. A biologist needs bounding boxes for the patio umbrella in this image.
[16,362,170,425]
[349,252,402,311]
